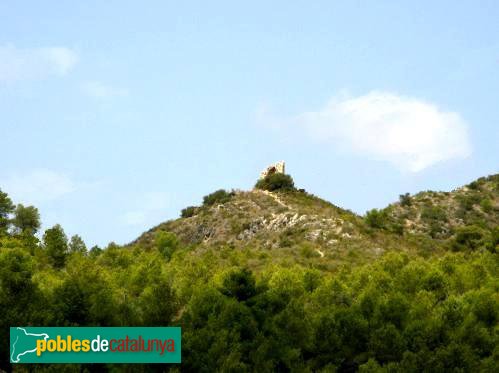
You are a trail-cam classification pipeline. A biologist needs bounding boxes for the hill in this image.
[132,174,498,271]
[0,171,497,372]
[382,174,498,240]
[133,188,413,271]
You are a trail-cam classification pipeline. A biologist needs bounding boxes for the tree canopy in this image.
[0,180,497,372]
[11,204,40,235]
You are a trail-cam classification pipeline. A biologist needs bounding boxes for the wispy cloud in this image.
[0,169,76,205]
[0,44,78,82]
[266,91,472,172]
[82,81,129,99]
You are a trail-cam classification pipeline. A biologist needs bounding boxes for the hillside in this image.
[132,174,498,271]
[133,189,410,270]
[382,174,498,240]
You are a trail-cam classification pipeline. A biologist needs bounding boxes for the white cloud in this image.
[82,81,129,99]
[1,169,75,205]
[289,91,472,172]
[0,45,78,81]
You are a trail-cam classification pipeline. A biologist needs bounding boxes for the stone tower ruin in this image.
[259,161,285,179]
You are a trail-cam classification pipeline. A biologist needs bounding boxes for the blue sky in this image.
[1,1,498,247]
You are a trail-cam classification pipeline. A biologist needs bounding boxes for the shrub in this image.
[451,225,489,251]
[389,222,404,236]
[480,199,492,213]
[399,193,412,206]
[456,194,481,212]
[490,227,499,253]
[279,235,293,248]
[255,173,295,192]
[428,221,445,238]
[468,181,480,190]
[299,245,316,258]
[421,206,447,223]
[155,231,179,260]
[181,206,198,218]
[202,189,234,206]
[365,209,388,229]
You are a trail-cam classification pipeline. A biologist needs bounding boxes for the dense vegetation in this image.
[0,175,498,372]
[370,175,499,242]
[202,189,235,207]
[177,189,236,219]
[255,173,295,192]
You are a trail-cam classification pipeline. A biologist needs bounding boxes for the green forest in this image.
[0,174,498,372]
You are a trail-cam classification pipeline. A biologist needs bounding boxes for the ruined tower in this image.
[259,161,285,179]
